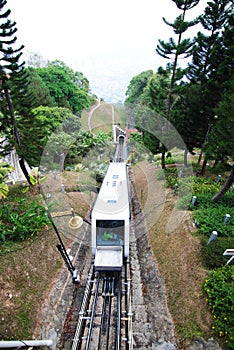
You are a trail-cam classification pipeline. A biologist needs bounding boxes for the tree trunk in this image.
[212,167,234,202]
[212,158,219,169]
[184,148,188,167]
[59,153,66,173]
[3,83,33,186]
[19,158,32,185]
[161,147,166,169]
[201,158,207,175]
[197,151,203,167]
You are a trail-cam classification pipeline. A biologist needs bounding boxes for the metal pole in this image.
[0,339,53,348]
[46,209,74,267]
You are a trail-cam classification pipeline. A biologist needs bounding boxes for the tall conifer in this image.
[0,0,32,184]
[156,0,200,167]
[156,0,200,121]
[186,0,233,173]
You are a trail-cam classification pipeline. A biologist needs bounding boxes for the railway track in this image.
[67,138,132,350]
[114,135,125,162]
[71,259,132,350]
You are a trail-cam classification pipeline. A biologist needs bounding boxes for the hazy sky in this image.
[6,0,208,101]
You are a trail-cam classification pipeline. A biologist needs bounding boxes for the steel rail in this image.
[71,265,131,349]
[104,281,113,350]
[97,277,108,350]
[85,273,101,350]
[71,264,94,350]
[126,260,133,350]
[115,273,122,350]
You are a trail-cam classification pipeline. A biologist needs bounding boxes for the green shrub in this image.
[156,167,178,187]
[201,237,234,269]
[194,207,234,237]
[165,156,176,165]
[165,175,178,188]
[0,199,49,242]
[203,266,234,349]
[194,193,234,210]
[165,154,184,165]
[92,169,105,183]
[192,177,221,195]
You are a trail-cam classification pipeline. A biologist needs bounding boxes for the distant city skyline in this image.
[7,0,208,102]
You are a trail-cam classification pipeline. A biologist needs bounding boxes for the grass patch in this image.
[81,102,126,134]
[113,104,126,126]
[90,103,113,133]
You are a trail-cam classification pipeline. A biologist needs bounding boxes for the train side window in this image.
[96,220,124,246]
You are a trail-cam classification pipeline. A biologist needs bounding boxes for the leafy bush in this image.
[190,192,234,237]
[194,193,234,209]
[201,237,234,269]
[92,169,105,183]
[203,266,234,349]
[165,154,184,165]
[192,177,221,195]
[0,199,49,242]
[165,156,176,165]
[156,167,178,187]
[193,207,234,237]
[165,175,178,188]
[91,163,108,184]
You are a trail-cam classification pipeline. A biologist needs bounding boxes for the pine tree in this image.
[155,0,200,167]
[0,0,33,184]
[187,0,231,86]
[186,0,233,173]
[156,0,200,122]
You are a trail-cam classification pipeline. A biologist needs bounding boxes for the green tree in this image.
[18,106,80,166]
[187,0,231,84]
[25,67,55,107]
[186,0,233,173]
[125,70,154,104]
[156,0,200,122]
[155,0,200,167]
[125,69,169,154]
[36,61,92,113]
[0,0,33,185]
[207,77,234,201]
[171,84,206,160]
[141,67,170,114]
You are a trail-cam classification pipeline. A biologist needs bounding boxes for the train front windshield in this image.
[96,220,124,246]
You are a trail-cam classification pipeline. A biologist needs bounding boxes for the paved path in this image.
[88,99,100,131]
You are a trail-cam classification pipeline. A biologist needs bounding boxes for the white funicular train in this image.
[91,161,130,271]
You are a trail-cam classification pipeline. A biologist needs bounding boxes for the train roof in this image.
[92,162,129,218]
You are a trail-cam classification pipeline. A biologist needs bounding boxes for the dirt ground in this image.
[0,226,62,340]
[132,161,213,348]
